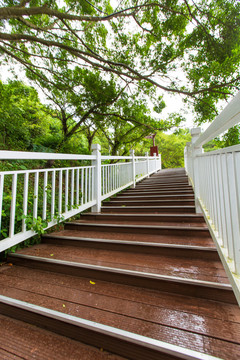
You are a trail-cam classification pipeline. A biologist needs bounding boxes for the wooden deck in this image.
[1,168,240,359]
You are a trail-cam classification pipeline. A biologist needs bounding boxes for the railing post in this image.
[190,128,203,214]
[154,153,157,172]
[184,142,191,176]
[159,154,162,170]
[130,149,136,188]
[145,152,150,177]
[91,144,101,212]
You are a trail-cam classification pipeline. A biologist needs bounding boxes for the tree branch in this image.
[92,111,164,131]
[0,6,135,22]
[83,0,108,15]
[17,16,57,31]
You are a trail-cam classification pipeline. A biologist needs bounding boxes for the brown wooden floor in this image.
[0,314,125,360]
[12,243,229,283]
[1,168,240,359]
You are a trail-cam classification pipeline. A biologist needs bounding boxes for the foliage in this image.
[156,131,192,168]
[4,236,42,258]
[0,0,239,122]
[0,77,173,157]
[203,125,240,151]
[3,211,65,256]
[26,66,173,154]
[1,170,78,258]
[0,80,53,150]
[219,125,240,147]
[92,94,177,156]
[135,129,191,168]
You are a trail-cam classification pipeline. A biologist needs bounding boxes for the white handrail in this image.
[0,150,95,160]
[101,155,150,160]
[185,91,240,305]
[194,91,240,148]
[0,148,161,253]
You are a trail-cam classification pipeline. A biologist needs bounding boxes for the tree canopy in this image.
[1,0,240,122]
[0,79,55,150]
[32,67,177,152]
[135,129,191,168]
[0,79,177,156]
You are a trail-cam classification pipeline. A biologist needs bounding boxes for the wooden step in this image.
[101,206,196,214]
[2,291,238,360]
[103,199,195,206]
[138,182,189,187]
[139,178,189,184]
[46,229,215,247]
[137,178,189,183]
[0,312,123,360]
[64,221,210,238]
[119,189,194,195]
[6,252,235,303]
[76,217,207,227]
[112,194,195,200]
[135,184,192,189]
[42,233,217,260]
[80,213,206,225]
[0,296,192,360]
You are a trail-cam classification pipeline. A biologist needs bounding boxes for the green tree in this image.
[203,125,240,151]
[221,126,240,147]
[32,67,170,153]
[35,68,130,150]
[135,129,191,168]
[156,131,192,168]
[0,80,55,151]
[0,77,167,157]
[90,92,177,155]
[0,0,240,122]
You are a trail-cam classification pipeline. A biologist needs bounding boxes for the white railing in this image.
[185,91,240,305]
[0,146,161,253]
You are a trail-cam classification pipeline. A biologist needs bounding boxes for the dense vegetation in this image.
[1,0,239,162]
[0,79,186,160]
[1,0,240,124]
[0,79,239,169]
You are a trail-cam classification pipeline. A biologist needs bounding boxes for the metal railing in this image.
[0,146,161,253]
[185,91,240,305]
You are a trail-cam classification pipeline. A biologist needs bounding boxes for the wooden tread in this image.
[64,221,211,237]
[0,296,224,360]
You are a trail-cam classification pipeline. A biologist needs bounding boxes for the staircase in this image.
[1,168,240,359]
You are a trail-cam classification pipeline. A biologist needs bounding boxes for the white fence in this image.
[185,91,240,305]
[0,146,161,253]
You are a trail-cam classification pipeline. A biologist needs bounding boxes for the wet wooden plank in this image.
[64,222,210,237]
[0,315,124,360]
[42,234,218,260]
[0,272,240,344]
[0,348,23,360]
[50,229,215,246]
[13,243,229,283]
[79,213,206,226]
[101,206,196,214]
[103,199,196,206]
[8,254,235,303]
[2,265,239,323]
[1,286,240,360]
